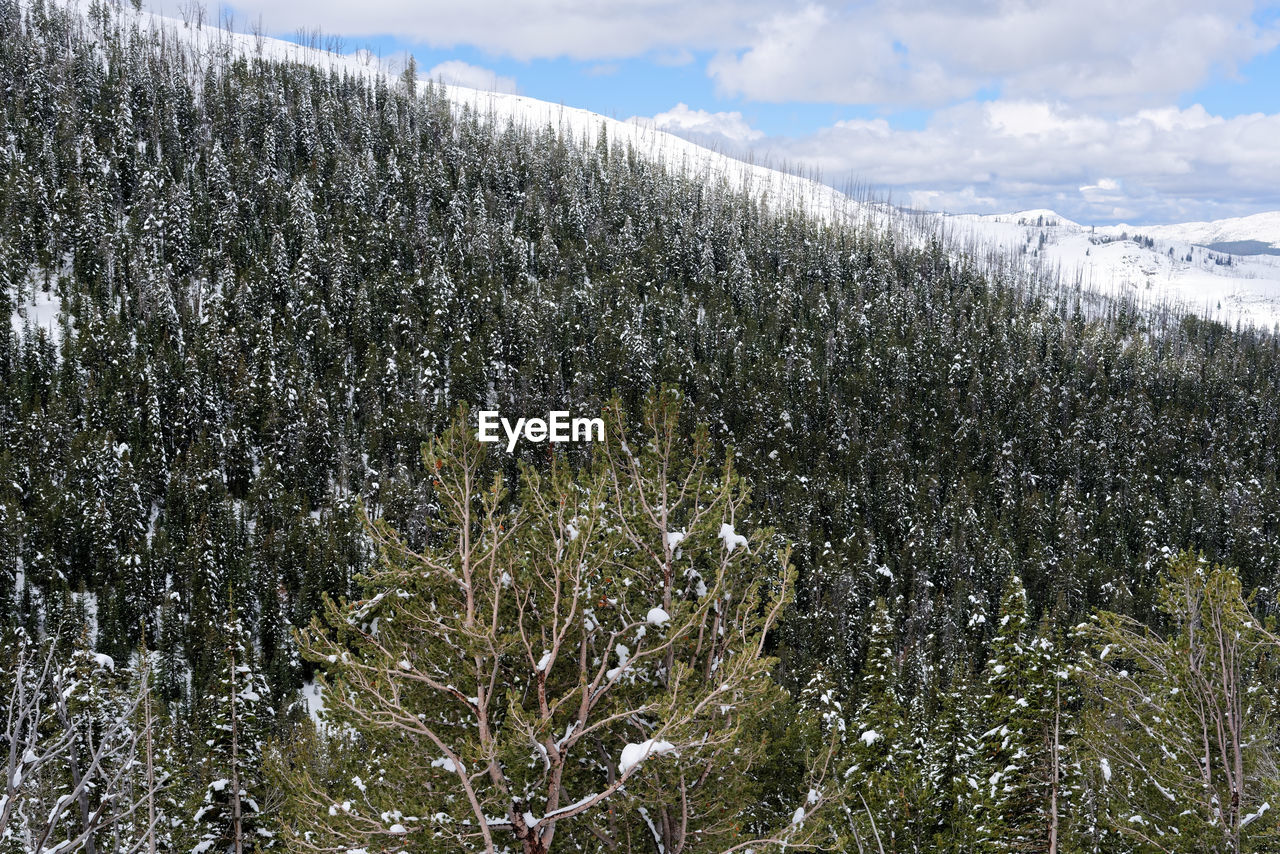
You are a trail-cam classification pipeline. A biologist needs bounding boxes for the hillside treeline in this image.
[3,1,1280,850]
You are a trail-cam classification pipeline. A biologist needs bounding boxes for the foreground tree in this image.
[1083,552,1280,854]
[843,597,927,852]
[971,575,1066,853]
[284,392,840,853]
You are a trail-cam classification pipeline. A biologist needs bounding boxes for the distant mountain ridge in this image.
[953,208,1280,252]
[1107,210,1280,251]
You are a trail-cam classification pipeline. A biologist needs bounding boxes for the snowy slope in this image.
[1108,211,1280,251]
[438,89,1280,328]
[445,87,888,231]
[941,211,1280,329]
[9,282,62,341]
[77,3,884,231]
[12,1,1280,333]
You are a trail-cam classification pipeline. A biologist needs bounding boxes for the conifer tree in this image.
[972,574,1056,852]
[1084,552,1280,854]
[926,655,983,852]
[845,597,926,852]
[285,394,841,853]
[191,601,276,854]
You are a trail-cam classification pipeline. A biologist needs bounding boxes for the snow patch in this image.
[9,284,63,343]
[1241,802,1270,829]
[302,679,327,730]
[619,739,676,775]
[718,523,748,553]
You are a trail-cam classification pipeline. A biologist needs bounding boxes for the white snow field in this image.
[12,1,1280,334]
[937,210,1280,330]
[8,281,63,342]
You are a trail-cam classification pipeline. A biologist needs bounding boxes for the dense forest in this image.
[3,1,1280,851]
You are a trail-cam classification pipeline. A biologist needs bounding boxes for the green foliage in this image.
[190,605,277,853]
[1084,552,1280,854]
[2,2,1280,851]
[284,395,839,852]
[971,576,1063,852]
[843,598,933,851]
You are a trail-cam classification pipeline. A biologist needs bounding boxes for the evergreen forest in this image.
[2,1,1280,851]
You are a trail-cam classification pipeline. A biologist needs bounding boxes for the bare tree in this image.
[176,1,205,30]
[2,636,155,853]
[251,15,265,56]
[323,33,346,56]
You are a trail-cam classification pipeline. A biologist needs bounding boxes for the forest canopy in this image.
[3,1,1280,851]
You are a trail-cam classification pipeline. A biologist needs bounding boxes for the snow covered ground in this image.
[13,2,1280,335]
[9,283,62,341]
[938,210,1280,329]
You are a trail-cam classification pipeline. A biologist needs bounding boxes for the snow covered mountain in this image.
[436,83,1280,330]
[1110,211,1280,252]
[938,210,1280,328]
[11,2,1280,333]
[427,86,1280,331]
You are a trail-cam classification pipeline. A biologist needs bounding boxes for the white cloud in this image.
[195,1,1279,109]
[1080,177,1121,193]
[199,1,772,60]
[706,4,974,107]
[654,99,1280,222]
[707,0,1280,109]
[423,60,517,94]
[905,186,1000,214]
[632,103,765,146]
[652,48,696,67]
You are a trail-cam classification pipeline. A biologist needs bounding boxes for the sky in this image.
[182,1,1280,225]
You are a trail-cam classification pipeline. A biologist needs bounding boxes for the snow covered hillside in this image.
[1111,211,1280,251]
[940,210,1280,329]
[440,92,1280,328]
[23,1,1280,333]
[60,2,880,231]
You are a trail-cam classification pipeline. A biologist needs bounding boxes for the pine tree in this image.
[972,574,1056,852]
[400,54,418,97]
[285,395,842,853]
[927,654,983,852]
[1084,552,1280,854]
[845,597,925,852]
[191,601,276,854]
